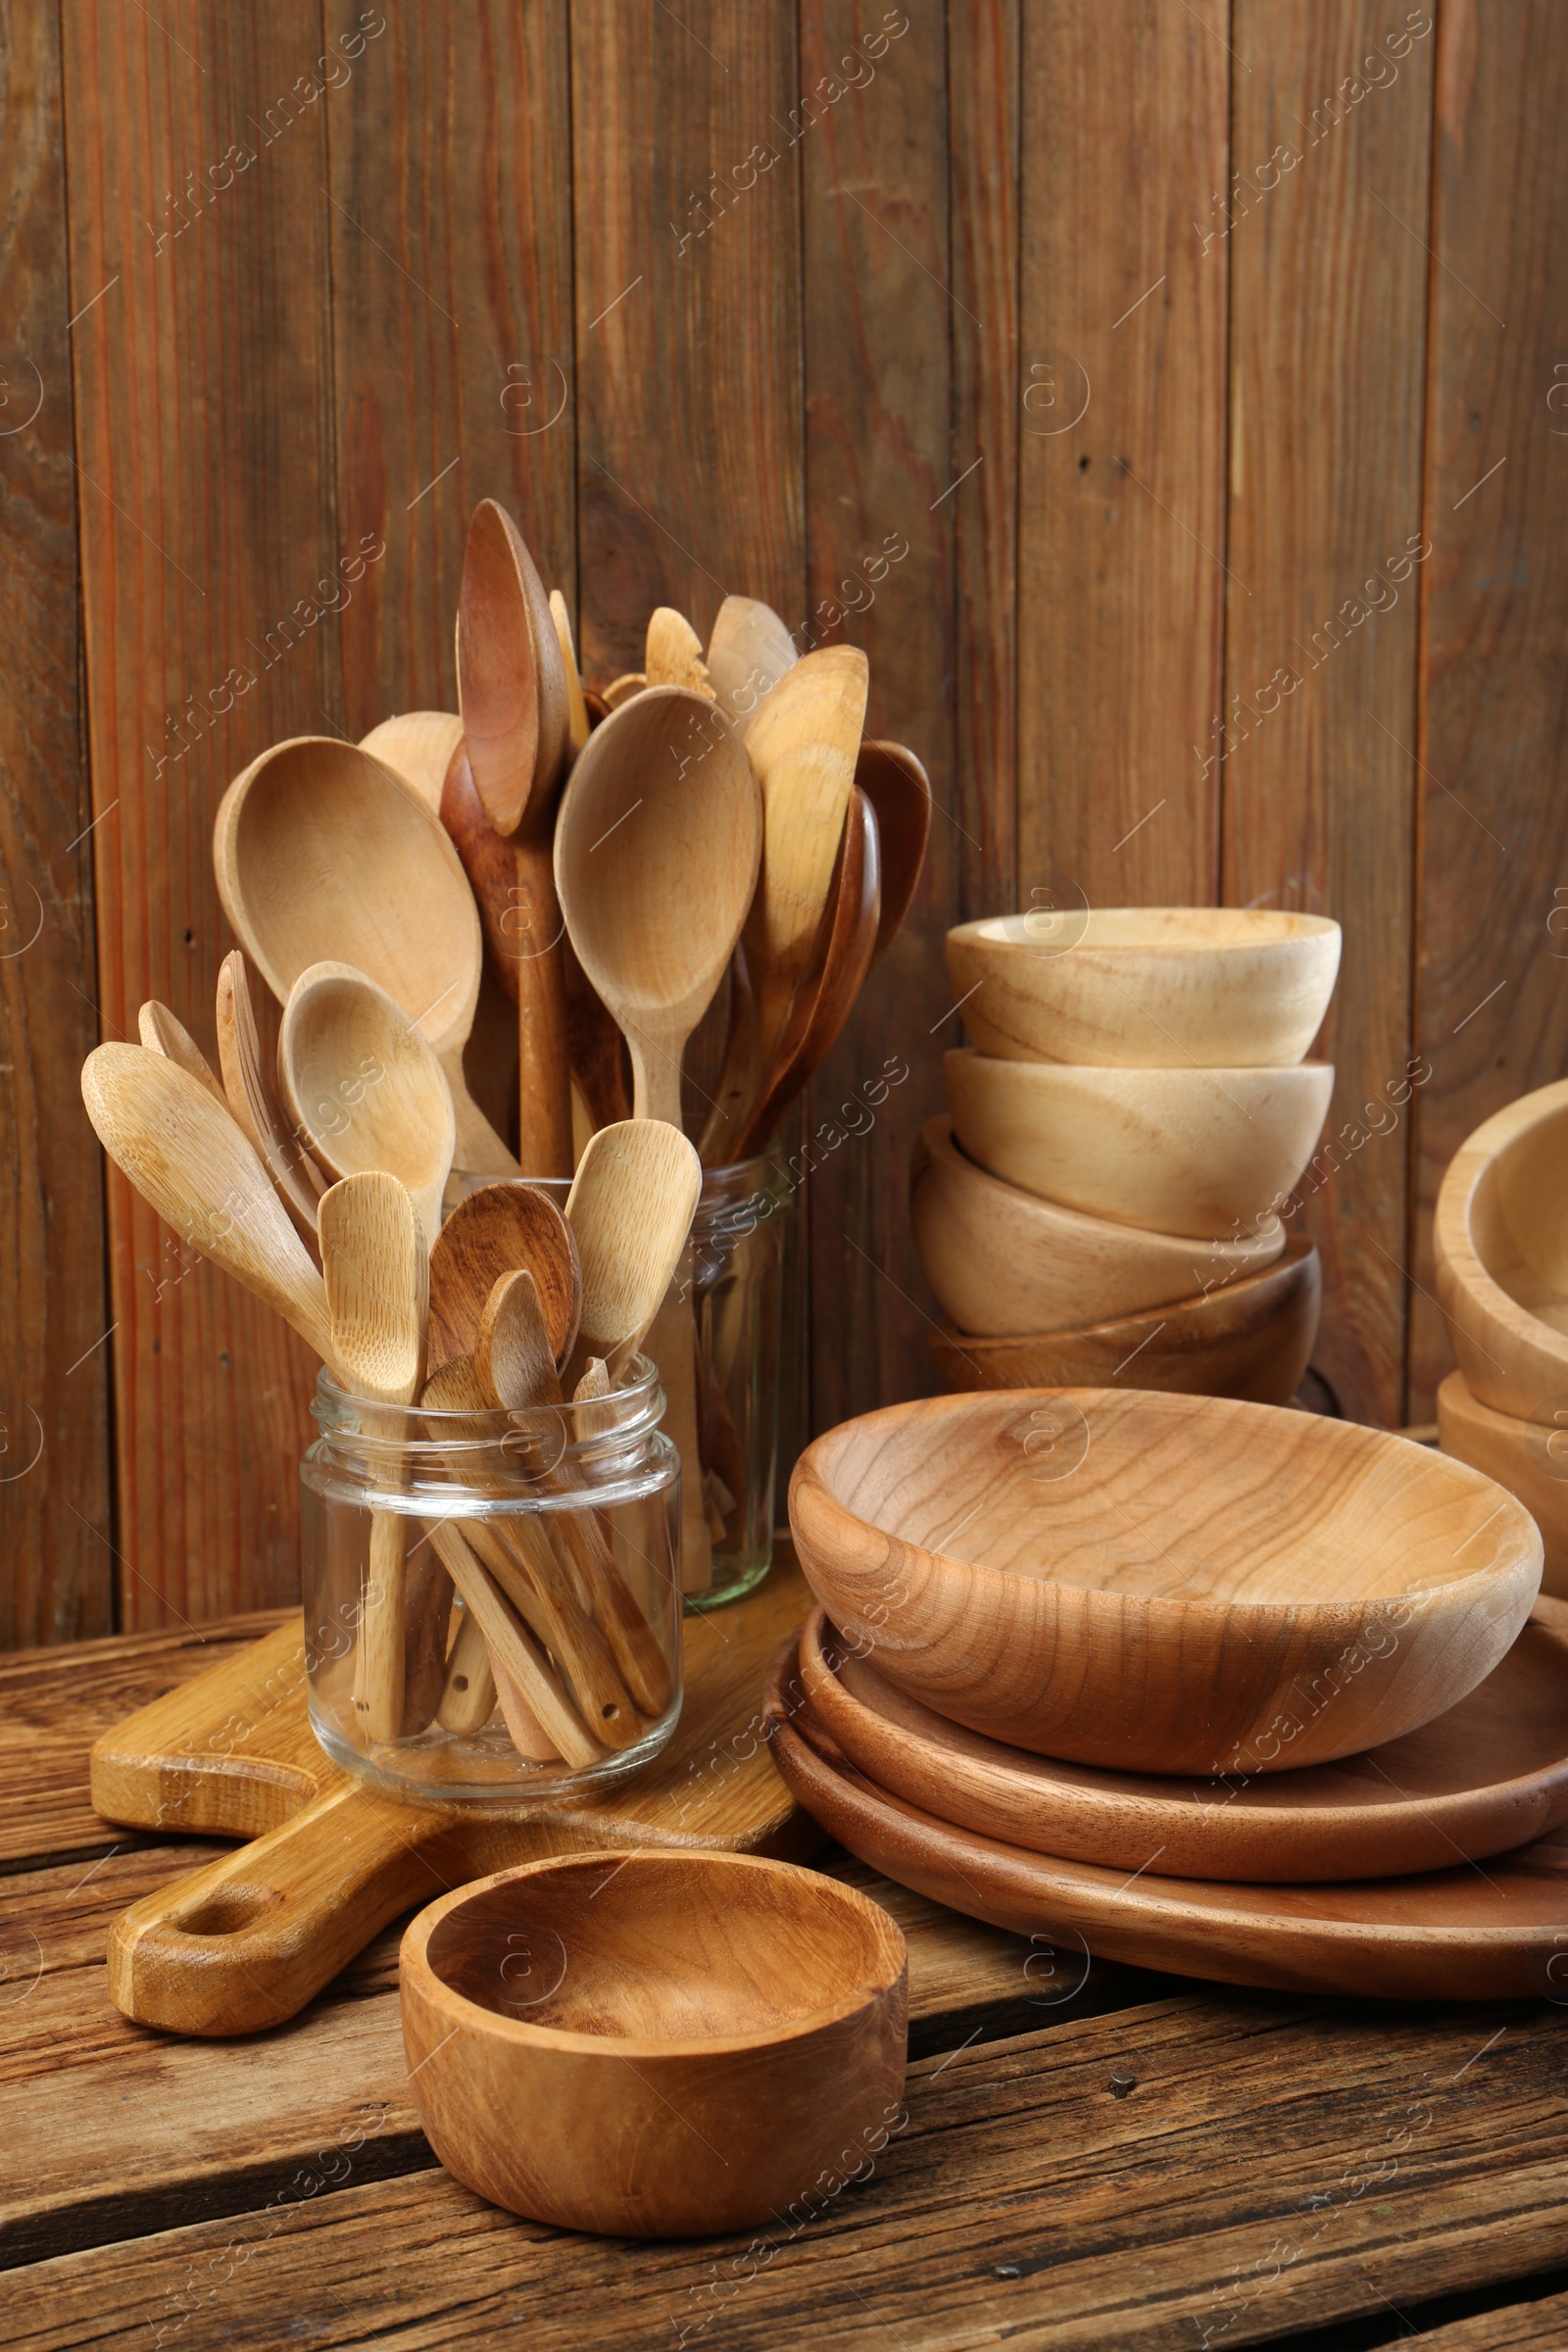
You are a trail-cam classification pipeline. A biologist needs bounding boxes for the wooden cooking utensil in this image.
[436,1604,500,1738]
[213,735,518,1179]
[798,1602,1568,1882]
[357,712,465,814]
[401,1849,906,2239]
[548,590,591,755]
[602,672,646,710]
[644,605,714,695]
[694,944,759,1166]
[789,1388,1543,1776]
[554,685,762,1128]
[474,1266,561,1407]
[457,499,573,1176]
[81,1045,333,1361]
[927,1234,1321,1408]
[741,644,868,1085]
[764,1630,1568,2003]
[1434,1077,1568,1423]
[856,741,930,965]
[911,1114,1285,1338]
[1439,1369,1568,1599]
[137,1001,224,1102]
[279,960,457,1244]
[215,950,325,1254]
[706,594,798,728]
[318,1173,428,1745]
[427,1180,581,1373]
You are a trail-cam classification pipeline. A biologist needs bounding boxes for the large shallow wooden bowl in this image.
[401,1849,906,2238]
[1434,1078,1568,1421]
[788,1390,1542,1775]
[910,1116,1285,1337]
[1438,1370,1568,1599]
[944,1049,1333,1239]
[946,908,1341,1067]
[928,1236,1320,1406]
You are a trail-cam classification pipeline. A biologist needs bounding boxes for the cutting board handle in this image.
[107,1783,451,2035]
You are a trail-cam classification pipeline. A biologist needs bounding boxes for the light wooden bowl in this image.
[400,1849,907,2238]
[928,1235,1320,1405]
[944,1050,1333,1240]
[1438,1370,1568,1599]
[1434,1078,1568,1421]
[947,908,1341,1067]
[910,1116,1285,1337]
[789,1390,1542,1775]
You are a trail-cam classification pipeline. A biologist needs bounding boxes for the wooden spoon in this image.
[137,1002,225,1103]
[215,950,325,1253]
[427,1180,581,1373]
[856,740,931,965]
[602,673,646,710]
[457,499,573,1176]
[549,591,591,755]
[554,685,762,1126]
[81,1045,332,1361]
[213,735,518,1180]
[475,1267,562,1409]
[357,713,465,815]
[707,595,798,728]
[279,961,457,1245]
[645,607,714,696]
[565,1120,702,1379]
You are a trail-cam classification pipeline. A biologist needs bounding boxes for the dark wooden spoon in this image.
[856,741,930,965]
[427,1180,581,1374]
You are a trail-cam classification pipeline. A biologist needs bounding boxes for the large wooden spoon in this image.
[553,686,761,1126]
[279,961,456,1245]
[81,1045,332,1361]
[214,736,518,1180]
[707,595,798,728]
[427,1180,581,1373]
[856,740,931,965]
[137,1002,225,1103]
[215,950,325,1254]
[357,713,465,815]
[457,500,573,1177]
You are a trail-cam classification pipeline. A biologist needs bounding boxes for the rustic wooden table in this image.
[7,1608,1568,2351]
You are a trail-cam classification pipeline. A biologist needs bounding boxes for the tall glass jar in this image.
[687,1152,794,1611]
[302,1358,682,1806]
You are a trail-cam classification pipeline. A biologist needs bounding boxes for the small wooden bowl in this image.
[1438,1369,1568,1599]
[400,1849,907,2238]
[946,907,1341,1068]
[928,1235,1320,1405]
[944,1049,1334,1240]
[910,1116,1284,1337]
[789,1389,1542,1775]
[1434,1078,1568,1421]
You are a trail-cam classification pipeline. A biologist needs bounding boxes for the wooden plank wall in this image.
[3,0,1564,1636]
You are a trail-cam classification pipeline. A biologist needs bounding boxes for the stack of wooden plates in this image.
[915,909,1342,1404]
[776,1391,1568,1999]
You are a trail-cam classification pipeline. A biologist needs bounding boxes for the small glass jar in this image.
[301,1358,682,1806]
[687,1152,794,1611]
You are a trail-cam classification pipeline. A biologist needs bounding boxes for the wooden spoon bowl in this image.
[1434,1078,1568,1421]
[788,1389,1543,1775]
[427,1180,581,1373]
[279,961,456,1243]
[400,1849,907,2237]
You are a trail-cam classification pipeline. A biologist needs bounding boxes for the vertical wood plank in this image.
[0,0,113,1641]
[324,0,576,733]
[64,3,345,1624]
[797,4,958,1431]
[1408,0,1568,1416]
[1224,2,1435,1427]
[1016,0,1229,912]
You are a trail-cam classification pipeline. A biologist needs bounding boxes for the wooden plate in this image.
[764,1633,1568,2001]
[798,1602,1568,1883]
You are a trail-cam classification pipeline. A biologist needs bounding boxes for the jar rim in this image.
[310,1353,665,1454]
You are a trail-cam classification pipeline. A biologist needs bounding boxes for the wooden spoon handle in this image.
[436,1600,501,1735]
[552,1511,673,1718]
[424,1520,598,1768]
[466,1517,643,1751]
[437,1044,523,1178]
[512,832,574,1178]
[645,1284,712,1594]
[351,1510,407,1743]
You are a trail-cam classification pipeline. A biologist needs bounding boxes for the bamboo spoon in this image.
[215,951,325,1253]
[318,1173,428,1747]
[549,591,591,755]
[214,736,518,1178]
[427,1180,581,1373]
[137,1002,225,1103]
[707,595,798,728]
[279,961,457,1244]
[856,741,931,965]
[565,1120,703,1382]
[457,499,573,1177]
[81,1046,333,1360]
[357,713,465,815]
[645,606,714,695]
[554,686,762,1127]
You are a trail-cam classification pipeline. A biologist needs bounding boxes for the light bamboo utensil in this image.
[910,1114,1285,1337]
[318,1172,428,1746]
[855,741,930,965]
[575,1357,612,1401]
[357,712,465,814]
[215,950,325,1253]
[789,1390,1542,1775]
[554,685,762,1128]
[645,606,714,695]
[1439,1370,1568,1599]
[426,1180,581,1373]
[1433,1077,1568,1422]
[81,1045,333,1360]
[945,908,1343,1067]
[943,1051,1335,1240]
[137,1001,225,1102]
[548,591,591,755]
[213,735,518,1178]
[457,499,573,1176]
[706,595,798,728]
[279,960,457,1244]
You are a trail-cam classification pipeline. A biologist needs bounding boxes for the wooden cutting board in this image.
[93,1557,816,2036]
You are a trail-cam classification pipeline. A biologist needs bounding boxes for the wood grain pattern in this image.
[1223,2,1436,1427]
[1408,0,1568,1421]
[0,0,113,1642]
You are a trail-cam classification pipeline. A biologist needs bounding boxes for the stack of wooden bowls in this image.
[914,908,1341,1405]
[1436,1078,1568,1597]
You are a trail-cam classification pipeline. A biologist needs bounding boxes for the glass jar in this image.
[301,1358,682,1806]
[687,1152,794,1611]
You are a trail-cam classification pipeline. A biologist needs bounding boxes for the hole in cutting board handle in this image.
[173,1886,287,1937]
